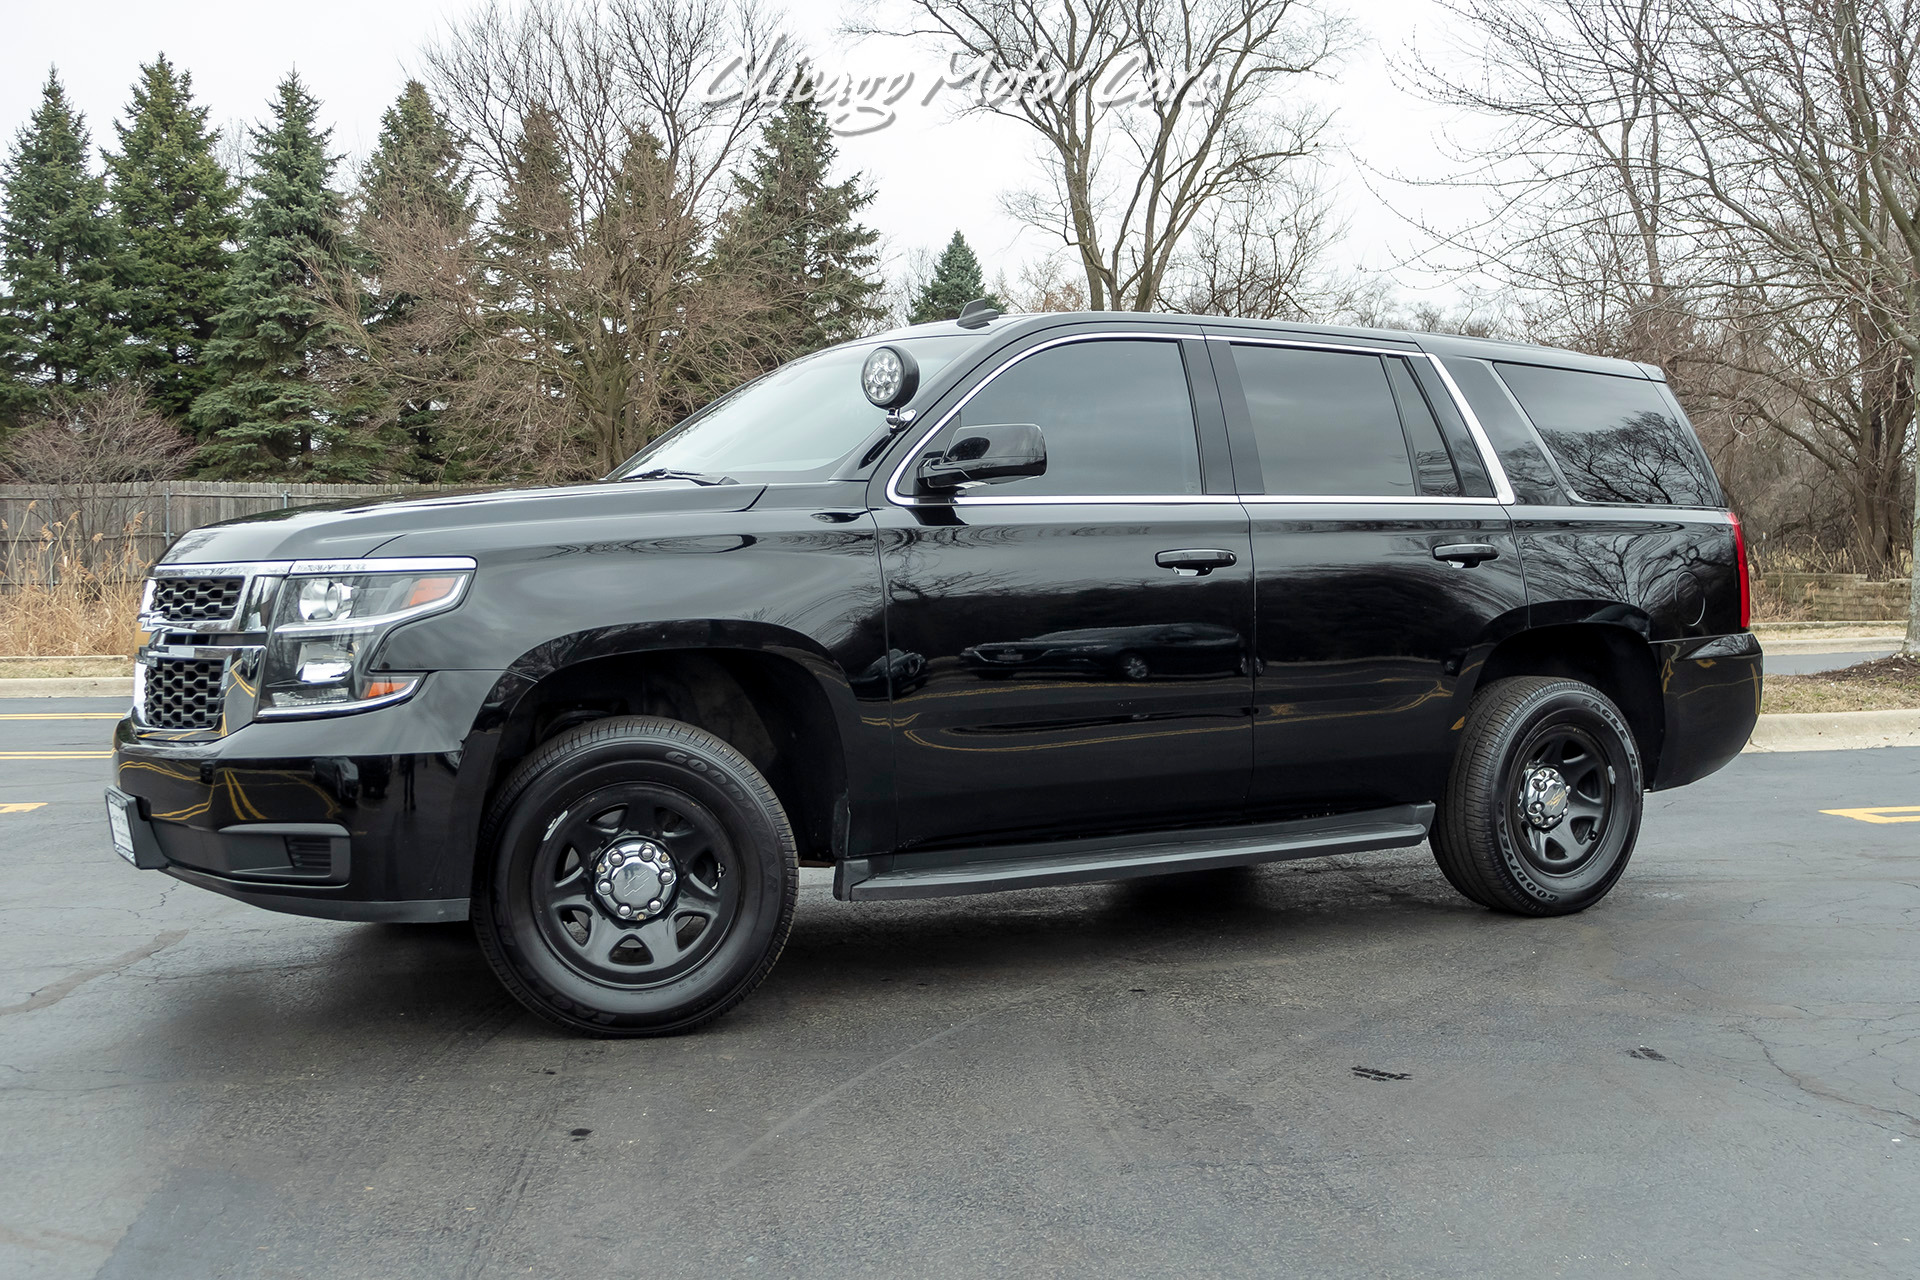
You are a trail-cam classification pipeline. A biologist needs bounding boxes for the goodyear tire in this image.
[1432,677,1644,916]
[474,716,797,1036]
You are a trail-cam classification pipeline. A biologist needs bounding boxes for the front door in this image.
[875,334,1255,851]
[1211,336,1531,814]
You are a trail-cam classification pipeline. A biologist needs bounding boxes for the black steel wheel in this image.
[1432,677,1643,916]
[1509,722,1617,878]
[530,788,739,986]
[475,716,797,1036]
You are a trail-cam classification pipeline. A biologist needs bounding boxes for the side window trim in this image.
[1418,354,1518,506]
[1405,357,1496,497]
[883,330,1236,505]
[1383,355,1463,497]
[1204,333,1515,505]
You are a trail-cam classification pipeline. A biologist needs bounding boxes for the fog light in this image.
[295,641,355,685]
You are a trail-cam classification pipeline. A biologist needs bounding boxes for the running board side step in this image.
[833,804,1435,902]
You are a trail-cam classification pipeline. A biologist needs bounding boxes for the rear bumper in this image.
[109,668,504,921]
[1650,632,1762,790]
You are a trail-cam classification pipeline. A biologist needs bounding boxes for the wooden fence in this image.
[0,482,474,588]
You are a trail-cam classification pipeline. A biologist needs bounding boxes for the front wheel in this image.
[474,716,798,1036]
[1432,677,1644,916]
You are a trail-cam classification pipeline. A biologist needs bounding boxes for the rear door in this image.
[1211,335,1530,814]
[873,331,1255,850]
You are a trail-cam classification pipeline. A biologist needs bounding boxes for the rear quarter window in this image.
[1495,363,1722,507]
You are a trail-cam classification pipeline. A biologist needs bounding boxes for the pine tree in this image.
[189,73,367,478]
[909,230,1003,324]
[0,70,125,421]
[356,81,473,478]
[363,81,470,230]
[713,95,883,369]
[106,56,239,420]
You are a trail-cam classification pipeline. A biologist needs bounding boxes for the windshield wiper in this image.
[622,467,736,486]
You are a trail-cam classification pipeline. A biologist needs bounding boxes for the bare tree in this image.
[1004,254,1090,313]
[1163,170,1344,318]
[851,0,1351,311]
[1652,0,1920,643]
[1399,0,1693,365]
[422,0,784,474]
[0,382,196,484]
[1403,0,1918,634]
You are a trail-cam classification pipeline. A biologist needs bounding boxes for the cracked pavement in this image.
[1,697,1915,1278]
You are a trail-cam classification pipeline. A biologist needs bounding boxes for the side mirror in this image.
[917,423,1048,492]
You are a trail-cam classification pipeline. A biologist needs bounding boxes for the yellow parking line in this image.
[1821,806,1920,825]
[0,713,122,720]
[1,802,47,813]
[0,752,113,760]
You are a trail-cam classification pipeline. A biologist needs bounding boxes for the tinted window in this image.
[1440,357,1566,505]
[1232,346,1413,496]
[955,339,1201,496]
[616,335,982,481]
[1496,363,1722,507]
[1384,358,1461,496]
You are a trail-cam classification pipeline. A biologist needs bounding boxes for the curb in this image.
[0,677,134,698]
[1760,636,1905,655]
[1744,709,1920,753]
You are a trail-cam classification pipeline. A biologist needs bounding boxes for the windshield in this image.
[610,335,985,482]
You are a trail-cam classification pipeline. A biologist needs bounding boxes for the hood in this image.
[158,480,768,565]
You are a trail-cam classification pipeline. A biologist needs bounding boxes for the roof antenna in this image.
[955,298,1001,329]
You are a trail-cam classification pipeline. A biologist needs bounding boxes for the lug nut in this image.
[617,904,633,918]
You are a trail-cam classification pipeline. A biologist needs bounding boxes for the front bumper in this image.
[109,668,506,922]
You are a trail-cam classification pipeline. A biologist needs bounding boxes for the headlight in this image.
[258,564,472,716]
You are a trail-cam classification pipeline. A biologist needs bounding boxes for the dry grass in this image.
[1748,572,1810,622]
[0,504,149,657]
[0,658,134,678]
[1752,542,1913,578]
[1763,654,1920,714]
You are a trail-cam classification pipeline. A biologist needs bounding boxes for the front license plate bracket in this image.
[104,788,168,870]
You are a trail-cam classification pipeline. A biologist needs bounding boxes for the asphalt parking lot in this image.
[2,697,1915,1279]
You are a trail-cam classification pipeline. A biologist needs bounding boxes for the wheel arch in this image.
[470,624,862,868]
[1471,622,1665,782]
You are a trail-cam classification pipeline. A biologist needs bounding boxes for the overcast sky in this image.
[1,0,1485,302]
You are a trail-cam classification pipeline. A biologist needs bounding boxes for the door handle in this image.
[1432,542,1500,567]
[1155,548,1237,577]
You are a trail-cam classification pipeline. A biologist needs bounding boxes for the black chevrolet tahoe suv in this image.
[107,310,1762,1036]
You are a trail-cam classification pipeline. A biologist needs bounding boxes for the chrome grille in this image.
[142,657,227,730]
[150,576,243,624]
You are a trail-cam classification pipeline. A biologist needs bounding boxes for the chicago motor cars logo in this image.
[701,35,1232,136]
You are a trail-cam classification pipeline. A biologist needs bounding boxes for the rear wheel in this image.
[474,716,797,1036]
[1432,677,1643,916]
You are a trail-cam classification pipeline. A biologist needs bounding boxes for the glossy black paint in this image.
[109,311,1763,919]
[1238,505,1529,813]
[1204,334,1533,813]
[1651,632,1764,790]
[874,499,1256,850]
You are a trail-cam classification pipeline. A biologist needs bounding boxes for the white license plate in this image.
[106,792,137,864]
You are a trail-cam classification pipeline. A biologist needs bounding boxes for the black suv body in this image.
[108,311,1762,1034]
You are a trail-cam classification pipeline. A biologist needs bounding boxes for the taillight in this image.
[1729,511,1751,629]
